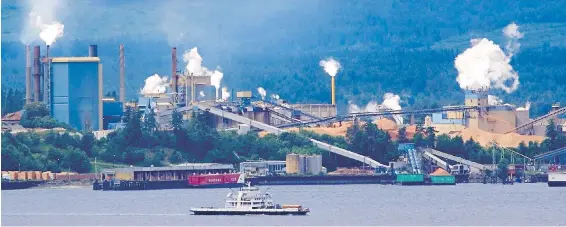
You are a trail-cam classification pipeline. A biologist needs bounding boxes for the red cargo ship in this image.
[188,173,245,188]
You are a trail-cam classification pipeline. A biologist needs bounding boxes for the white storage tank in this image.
[307,155,323,175]
[298,155,306,175]
[286,154,300,174]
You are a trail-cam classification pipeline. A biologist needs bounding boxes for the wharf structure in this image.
[94,163,235,190]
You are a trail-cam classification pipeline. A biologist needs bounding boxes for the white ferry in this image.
[189,183,310,215]
[548,171,566,187]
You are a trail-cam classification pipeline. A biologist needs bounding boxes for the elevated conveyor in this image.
[195,103,388,168]
[533,147,566,161]
[426,148,492,171]
[505,106,566,134]
[422,150,452,171]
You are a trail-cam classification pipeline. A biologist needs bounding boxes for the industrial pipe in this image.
[33,45,41,102]
[331,76,336,105]
[172,47,177,93]
[25,45,31,104]
[119,44,125,106]
[89,45,98,57]
[45,45,51,104]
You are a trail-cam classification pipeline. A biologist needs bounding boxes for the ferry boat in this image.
[548,171,566,187]
[189,183,310,215]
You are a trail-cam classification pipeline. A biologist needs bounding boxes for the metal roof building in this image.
[50,57,103,131]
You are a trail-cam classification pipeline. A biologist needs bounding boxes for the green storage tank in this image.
[430,175,456,185]
[396,174,425,185]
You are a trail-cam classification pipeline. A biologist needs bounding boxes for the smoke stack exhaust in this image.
[25,45,32,104]
[172,47,177,93]
[33,45,41,102]
[44,45,51,104]
[89,45,98,57]
[119,44,125,106]
[331,77,336,105]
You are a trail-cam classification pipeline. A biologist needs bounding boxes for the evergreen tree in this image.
[425,127,436,148]
[143,108,158,134]
[398,127,408,143]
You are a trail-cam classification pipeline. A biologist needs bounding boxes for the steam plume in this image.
[20,0,66,45]
[382,93,403,125]
[488,95,503,105]
[455,23,523,93]
[183,47,224,98]
[140,74,169,95]
[271,94,280,100]
[516,101,531,111]
[454,38,519,93]
[257,87,267,100]
[503,22,524,57]
[348,101,379,114]
[221,87,230,101]
[319,57,341,77]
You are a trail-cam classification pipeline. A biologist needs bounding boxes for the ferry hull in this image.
[548,172,566,187]
[190,209,309,215]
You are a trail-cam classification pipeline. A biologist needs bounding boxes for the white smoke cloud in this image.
[319,57,341,77]
[199,91,205,97]
[488,95,503,105]
[454,38,519,93]
[503,22,524,57]
[382,93,403,125]
[348,101,379,114]
[221,87,230,101]
[516,101,531,111]
[271,94,280,100]
[140,74,169,95]
[20,0,66,45]
[183,47,224,98]
[257,87,267,100]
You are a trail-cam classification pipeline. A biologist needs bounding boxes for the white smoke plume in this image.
[454,38,520,93]
[140,74,169,95]
[382,93,403,125]
[20,0,66,45]
[348,101,380,114]
[199,91,205,97]
[183,47,224,98]
[503,22,524,57]
[319,57,341,77]
[271,94,280,100]
[488,95,503,105]
[221,87,231,101]
[257,87,267,100]
[516,101,531,111]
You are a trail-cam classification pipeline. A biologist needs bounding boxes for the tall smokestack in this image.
[33,45,41,102]
[25,45,32,104]
[172,47,177,94]
[44,45,51,104]
[89,45,98,57]
[119,44,125,106]
[331,77,336,105]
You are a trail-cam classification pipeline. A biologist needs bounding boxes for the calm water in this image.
[2,184,565,226]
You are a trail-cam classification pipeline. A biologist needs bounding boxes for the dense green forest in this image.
[2,1,566,117]
[3,102,564,173]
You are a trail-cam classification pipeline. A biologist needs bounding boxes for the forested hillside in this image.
[2,0,566,116]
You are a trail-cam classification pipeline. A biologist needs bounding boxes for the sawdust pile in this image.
[441,127,545,148]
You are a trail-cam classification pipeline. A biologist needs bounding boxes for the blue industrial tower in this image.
[50,56,103,131]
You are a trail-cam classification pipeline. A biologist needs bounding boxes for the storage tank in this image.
[306,155,323,175]
[313,155,323,175]
[286,154,300,174]
[298,155,306,175]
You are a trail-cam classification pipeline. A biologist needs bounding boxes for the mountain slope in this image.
[2,0,566,117]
